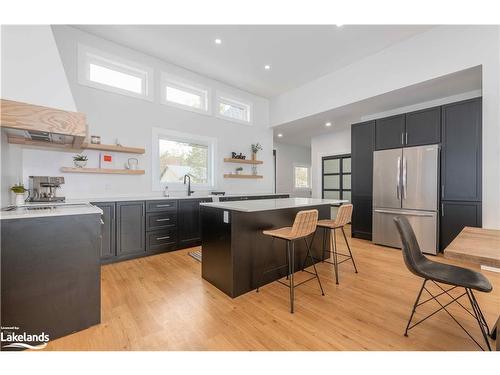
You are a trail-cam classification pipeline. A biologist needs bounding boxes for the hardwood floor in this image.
[46,230,499,350]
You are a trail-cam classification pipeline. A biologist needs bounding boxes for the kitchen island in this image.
[200,198,346,298]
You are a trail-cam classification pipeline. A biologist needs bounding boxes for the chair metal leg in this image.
[341,226,358,273]
[301,230,316,270]
[466,289,492,351]
[321,227,327,262]
[332,228,339,284]
[289,241,295,313]
[405,279,427,336]
[303,237,325,296]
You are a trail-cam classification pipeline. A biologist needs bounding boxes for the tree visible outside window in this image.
[159,139,209,184]
[294,166,310,189]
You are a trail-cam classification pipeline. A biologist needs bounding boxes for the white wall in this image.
[13,26,273,199]
[1,25,78,205]
[274,142,311,197]
[272,25,500,228]
[1,25,76,111]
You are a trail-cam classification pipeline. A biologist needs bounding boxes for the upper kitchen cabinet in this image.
[375,114,405,150]
[351,120,375,240]
[0,99,87,148]
[441,98,482,202]
[405,107,441,146]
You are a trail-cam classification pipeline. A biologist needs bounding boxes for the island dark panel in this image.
[201,205,330,298]
[1,214,101,349]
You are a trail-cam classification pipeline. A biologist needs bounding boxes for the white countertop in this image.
[200,198,347,212]
[72,192,286,203]
[0,202,103,220]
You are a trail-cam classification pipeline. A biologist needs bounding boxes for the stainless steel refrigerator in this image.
[372,144,439,254]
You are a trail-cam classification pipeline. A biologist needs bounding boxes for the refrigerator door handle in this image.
[374,209,435,217]
[396,156,401,200]
[402,156,407,200]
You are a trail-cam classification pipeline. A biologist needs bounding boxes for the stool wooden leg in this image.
[332,228,339,285]
[341,226,358,273]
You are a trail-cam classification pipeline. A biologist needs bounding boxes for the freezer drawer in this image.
[373,209,437,255]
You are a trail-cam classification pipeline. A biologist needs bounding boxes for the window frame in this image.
[78,44,153,101]
[321,154,351,201]
[215,92,253,125]
[293,163,311,191]
[151,128,217,191]
[161,73,211,115]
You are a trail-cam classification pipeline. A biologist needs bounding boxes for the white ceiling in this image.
[272,66,482,146]
[74,25,434,97]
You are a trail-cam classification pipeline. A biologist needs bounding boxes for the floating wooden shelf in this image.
[7,137,145,154]
[82,143,145,154]
[224,174,263,179]
[61,167,145,175]
[224,158,263,165]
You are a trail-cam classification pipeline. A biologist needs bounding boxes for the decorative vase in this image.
[15,193,25,206]
[252,165,258,175]
[74,160,87,168]
[252,152,257,160]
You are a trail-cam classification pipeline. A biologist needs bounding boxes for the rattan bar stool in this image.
[257,209,325,313]
[312,204,358,284]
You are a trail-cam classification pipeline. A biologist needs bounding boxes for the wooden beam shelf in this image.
[7,137,145,154]
[224,174,263,179]
[61,167,145,175]
[82,143,145,154]
[224,158,263,165]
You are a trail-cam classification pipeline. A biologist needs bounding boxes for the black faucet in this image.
[183,174,194,196]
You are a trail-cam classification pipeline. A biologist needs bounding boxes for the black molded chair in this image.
[393,216,493,351]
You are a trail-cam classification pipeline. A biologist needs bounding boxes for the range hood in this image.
[0,99,87,148]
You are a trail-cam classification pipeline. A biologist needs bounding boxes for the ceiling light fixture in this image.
[336,24,343,27]
[325,122,332,127]
[264,65,271,70]
[214,38,222,45]
[277,133,283,138]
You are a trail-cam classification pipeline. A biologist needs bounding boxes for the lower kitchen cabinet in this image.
[178,198,212,248]
[92,202,116,260]
[440,201,482,250]
[147,228,177,253]
[116,201,145,257]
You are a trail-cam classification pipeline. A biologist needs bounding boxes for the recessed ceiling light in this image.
[336,24,343,27]
[214,38,222,45]
[325,122,332,127]
[264,65,271,70]
[277,133,283,138]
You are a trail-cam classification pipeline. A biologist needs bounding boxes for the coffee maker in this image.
[28,176,65,202]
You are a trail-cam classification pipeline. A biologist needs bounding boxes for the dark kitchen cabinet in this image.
[116,201,145,257]
[178,198,211,248]
[405,106,441,146]
[441,98,482,202]
[351,120,375,240]
[92,202,116,260]
[440,201,481,250]
[375,114,405,150]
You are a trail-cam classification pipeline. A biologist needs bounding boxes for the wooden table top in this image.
[444,226,500,268]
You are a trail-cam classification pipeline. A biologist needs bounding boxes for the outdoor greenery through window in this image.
[294,166,310,189]
[159,139,209,184]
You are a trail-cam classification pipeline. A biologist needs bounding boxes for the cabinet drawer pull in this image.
[156,236,170,240]
[156,218,170,222]
[156,204,171,208]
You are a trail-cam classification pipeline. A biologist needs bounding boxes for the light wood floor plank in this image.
[45,230,499,351]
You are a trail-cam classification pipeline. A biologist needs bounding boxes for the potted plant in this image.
[251,143,263,160]
[235,167,244,175]
[73,154,88,168]
[11,184,27,206]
